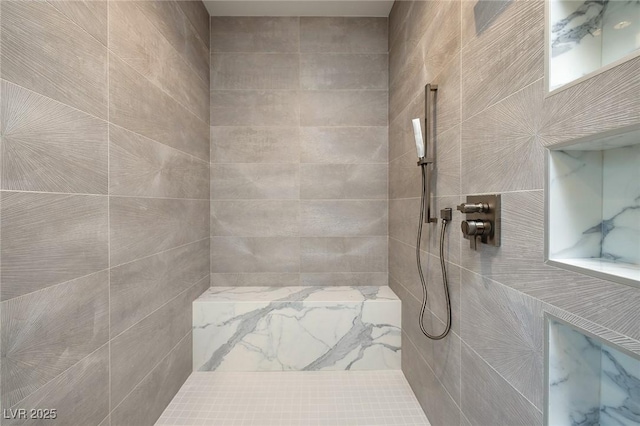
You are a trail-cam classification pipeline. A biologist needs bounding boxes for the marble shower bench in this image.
[193,286,401,372]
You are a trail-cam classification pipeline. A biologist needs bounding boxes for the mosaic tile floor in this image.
[156,371,429,426]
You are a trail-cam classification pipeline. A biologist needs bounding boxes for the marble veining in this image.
[193,286,401,372]
[548,142,640,283]
[551,0,608,57]
[549,0,640,89]
[548,320,640,426]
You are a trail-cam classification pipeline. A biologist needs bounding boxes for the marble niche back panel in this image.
[548,318,640,426]
[548,134,640,285]
[549,0,640,90]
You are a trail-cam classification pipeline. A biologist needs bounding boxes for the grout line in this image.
[211,88,389,93]
[7,342,111,411]
[0,189,210,202]
[459,77,544,126]
[135,1,210,89]
[0,78,209,165]
[109,275,208,342]
[402,328,461,413]
[1,238,210,305]
[108,329,193,419]
[107,0,112,421]
[461,339,543,417]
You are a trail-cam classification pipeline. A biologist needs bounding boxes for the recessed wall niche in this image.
[548,0,640,92]
[546,317,640,426]
[546,125,640,288]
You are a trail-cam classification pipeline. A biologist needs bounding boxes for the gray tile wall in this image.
[0,1,210,424]
[210,17,389,287]
[388,1,640,425]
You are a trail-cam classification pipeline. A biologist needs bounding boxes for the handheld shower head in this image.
[412,118,425,158]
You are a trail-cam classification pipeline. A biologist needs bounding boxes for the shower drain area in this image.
[155,371,430,426]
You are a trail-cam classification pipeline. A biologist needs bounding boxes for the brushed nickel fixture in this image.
[413,83,453,341]
[458,194,501,250]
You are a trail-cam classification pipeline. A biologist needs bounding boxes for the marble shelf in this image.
[546,126,640,288]
[547,318,640,426]
[192,286,401,372]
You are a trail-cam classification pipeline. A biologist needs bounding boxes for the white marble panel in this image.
[600,346,640,426]
[548,319,640,426]
[548,150,603,259]
[548,320,602,425]
[602,144,640,265]
[193,286,401,372]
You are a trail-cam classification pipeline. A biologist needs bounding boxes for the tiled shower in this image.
[0,1,638,426]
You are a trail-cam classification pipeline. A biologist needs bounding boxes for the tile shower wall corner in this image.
[389,0,640,425]
[0,1,210,424]
[209,16,389,287]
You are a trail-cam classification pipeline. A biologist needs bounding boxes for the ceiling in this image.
[203,1,395,17]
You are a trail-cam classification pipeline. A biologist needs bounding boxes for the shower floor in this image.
[156,370,429,426]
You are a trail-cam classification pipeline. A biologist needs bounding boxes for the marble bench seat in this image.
[193,286,401,372]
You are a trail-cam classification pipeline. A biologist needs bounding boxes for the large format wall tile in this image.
[402,333,461,426]
[110,55,209,161]
[388,239,461,334]
[210,237,300,273]
[389,150,421,200]
[110,240,209,337]
[110,281,202,407]
[0,0,210,422]
[461,0,544,120]
[301,237,388,273]
[210,17,299,53]
[388,92,422,162]
[211,53,299,90]
[211,90,299,126]
[461,190,640,342]
[461,269,544,409]
[392,278,461,405]
[4,345,109,426]
[301,164,387,199]
[434,126,460,196]
[1,271,109,408]
[1,1,108,119]
[134,1,210,83]
[1,81,108,194]
[211,273,300,287]
[300,17,387,53]
[388,0,460,124]
[300,200,388,236]
[461,80,545,194]
[300,272,388,286]
[49,0,108,46]
[109,1,208,122]
[300,127,388,164]
[540,55,640,147]
[211,200,299,237]
[210,127,300,164]
[210,164,299,200]
[300,54,388,90]
[111,334,192,426]
[461,343,543,426]
[390,0,640,424]
[109,197,209,266]
[300,91,387,127]
[109,125,209,199]
[176,1,210,48]
[209,16,388,289]
[1,192,108,300]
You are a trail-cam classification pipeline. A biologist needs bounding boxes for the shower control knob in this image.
[456,202,489,214]
[461,220,492,237]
